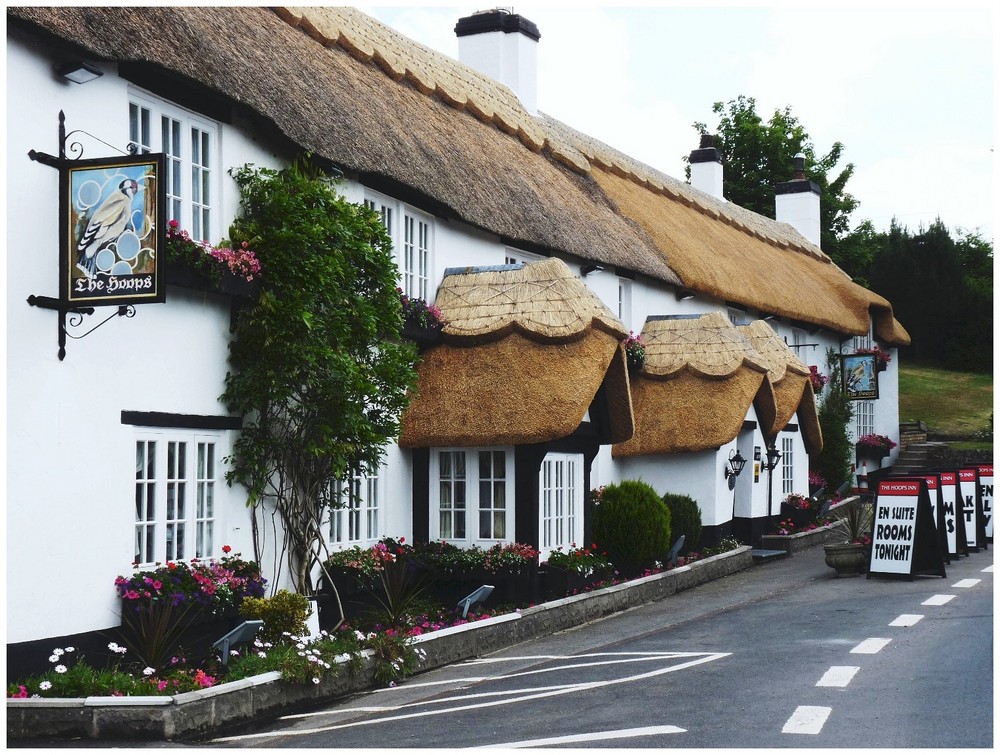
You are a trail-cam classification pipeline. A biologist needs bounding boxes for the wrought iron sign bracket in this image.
[27,111,156,361]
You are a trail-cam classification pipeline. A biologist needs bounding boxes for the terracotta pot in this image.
[824,542,869,577]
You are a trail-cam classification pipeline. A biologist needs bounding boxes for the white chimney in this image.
[775,153,821,247]
[689,134,724,200]
[455,9,540,115]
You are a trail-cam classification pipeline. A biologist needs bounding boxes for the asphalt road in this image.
[206,543,993,749]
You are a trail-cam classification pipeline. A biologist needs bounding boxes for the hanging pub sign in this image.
[840,353,879,401]
[868,478,946,579]
[937,471,968,559]
[65,153,166,306]
[977,464,993,541]
[958,468,987,551]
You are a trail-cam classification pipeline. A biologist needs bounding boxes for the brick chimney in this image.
[775,153,821,247]
[689,134,724,200]
[455,9,540,115]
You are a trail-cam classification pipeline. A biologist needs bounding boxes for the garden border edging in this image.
[7,546,752,742]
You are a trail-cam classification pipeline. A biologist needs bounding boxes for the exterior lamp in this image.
[724,449,747,490]
[580,263,604,276]
[762,445,782,473]
[57,61,103,84]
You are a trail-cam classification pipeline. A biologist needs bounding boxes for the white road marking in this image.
[816,666,860,687]
[982,565,993,573]
[889,614,923,626]
[952,578,981,588]
[473,724,686,748]
[851,637,891,654]
[782,706,832,734]
[214,651,730,742]
[922,594,956,606]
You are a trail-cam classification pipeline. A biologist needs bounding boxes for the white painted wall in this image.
[7,28,902,644]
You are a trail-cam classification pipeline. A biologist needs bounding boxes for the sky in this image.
[358,2,995,241]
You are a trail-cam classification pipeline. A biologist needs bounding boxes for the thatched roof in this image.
[7,5,908,343]
[8,5,679,287]
[612,313,771,456]
[738,321,823,451]
[399,259,633,447]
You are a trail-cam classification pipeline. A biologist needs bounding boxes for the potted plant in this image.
[399,289,444,347]
[855,433,897,462]
[779,493,814,529]
[623,332,646,372]
[824,501,873,577]
[163,220,261,298]
[856,345,891,373]
[540,544,614,600]
[808,365,829,394]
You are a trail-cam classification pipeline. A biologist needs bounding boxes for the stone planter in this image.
[824,542,869,577]
[539,565,614,601]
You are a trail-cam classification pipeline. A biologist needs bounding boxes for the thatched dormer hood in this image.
[399,259,633,448]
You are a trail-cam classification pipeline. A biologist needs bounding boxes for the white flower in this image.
[54,665,67,674]
[230,650,240,657]
[143,667,156,676]
[354,630,365,641]
[312,677,320,685]
[296,643,305,650]
[64,647,74,653]
[49,655,60,663]
[51,648,64,657]
[39,681,52,691]
[258,651,267,659]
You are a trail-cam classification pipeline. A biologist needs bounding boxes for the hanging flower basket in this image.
[401,318,443,348]
[856,346,891,373]
[855,434,897,460]
[623,332,646,372]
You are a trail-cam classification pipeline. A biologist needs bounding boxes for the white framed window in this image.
[781,436,795,496]
[855,400,875,440]
[539,452,584,560]
[128,91,219,242]
[504,247,542,266]
[134,431,221,566]
[364,191,434,300]
[617,278,632,324]
[329,467,381,546]
[431,448,513,546]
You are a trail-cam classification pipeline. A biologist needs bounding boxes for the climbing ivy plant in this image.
[222,157,419,597]
[813,348,854,491]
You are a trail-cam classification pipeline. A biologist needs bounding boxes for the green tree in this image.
[689,96,864,278]
[222,158,419,595]
[869,220,992,371]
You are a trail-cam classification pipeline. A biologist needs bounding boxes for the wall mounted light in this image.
[761,445,782,473]
[56,61,103,84]
[580,263,604,276]
[724,449,747,490]
[675,289,696,301]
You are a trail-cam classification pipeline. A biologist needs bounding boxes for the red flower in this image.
[222,545,232,554]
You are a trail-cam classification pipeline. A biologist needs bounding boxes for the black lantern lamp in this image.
[762,445,782,473]
[724,449,747,490]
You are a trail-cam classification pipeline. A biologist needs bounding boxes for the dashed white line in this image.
[851,638,891,654]
[922,594,956,606]
[474,724,686,748]
[782,705,832,734]
[952,578,982,588]
[816,666,860,687]
[889,614,923,627]
[982,565,993,573]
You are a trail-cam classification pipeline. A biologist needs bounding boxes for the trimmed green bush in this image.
[240,590,311,643]
[661,492,702,554]
[592,481,672,576]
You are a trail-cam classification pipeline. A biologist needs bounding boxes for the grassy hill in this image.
[898,363,993,440]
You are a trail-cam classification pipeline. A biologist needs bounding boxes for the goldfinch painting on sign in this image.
[66,156,163,305]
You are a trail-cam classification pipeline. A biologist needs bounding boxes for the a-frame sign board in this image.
[937,471,969,559]
[958,468,987,552]
[907,473,950,566]
[868,478,947,579]
[976,464,993,542]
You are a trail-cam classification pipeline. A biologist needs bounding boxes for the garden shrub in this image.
[592,481,672,576]
[661,492,702,554]
[240,590,312,643]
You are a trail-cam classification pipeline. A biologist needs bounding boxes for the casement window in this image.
[504,248,542,266]
[855,400,875,440]
[329,467,381,546]
[134,432,221,566]
[781,436,795,496]
[617,278,632,324]
[539,452,584,561]
[128,91,219,243]
[431,449,513,545]
[364,191,434,300]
